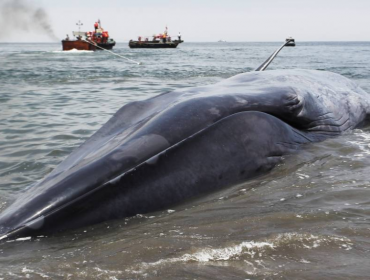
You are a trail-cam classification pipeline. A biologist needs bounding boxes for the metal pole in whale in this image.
[0,38,296,242]
[255,37,295,71]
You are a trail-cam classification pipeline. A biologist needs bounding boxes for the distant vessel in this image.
[218,40,227,42]
[129,26,183,49]
[62,20,116,51]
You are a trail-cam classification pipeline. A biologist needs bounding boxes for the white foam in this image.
[51,49,94,53]
[179,241,274,262]
[272,232,353,250]
[16,237,32,241]
[0,235,7,241]
[93,267,123,279]
[347,130,370,157]
[126,240,274,274]
[297,173,310,178]
[22,267,34,273]
[126,232,353,275]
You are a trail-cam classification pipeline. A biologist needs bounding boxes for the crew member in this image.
[94,22,98,31]
[163,33,167,43]
[178,32,181,41]
[65,34,69,41]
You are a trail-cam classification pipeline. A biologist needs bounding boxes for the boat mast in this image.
[76,20,83,33]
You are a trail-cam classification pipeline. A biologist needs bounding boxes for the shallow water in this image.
[0,42,370,279]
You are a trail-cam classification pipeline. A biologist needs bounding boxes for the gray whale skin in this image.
[1,69,370,239]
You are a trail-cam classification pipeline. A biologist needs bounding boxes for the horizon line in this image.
[1,40,370,44]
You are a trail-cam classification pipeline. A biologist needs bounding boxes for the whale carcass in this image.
[1,43,369,240]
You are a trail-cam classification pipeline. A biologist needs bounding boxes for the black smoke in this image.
[0,0,58,41]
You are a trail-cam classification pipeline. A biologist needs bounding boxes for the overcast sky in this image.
[0,0,369,42]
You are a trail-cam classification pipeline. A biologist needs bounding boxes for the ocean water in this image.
[0,42,370,279]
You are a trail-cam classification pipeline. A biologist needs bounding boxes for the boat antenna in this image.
[76,20,83,33]
[83,39,142,65]
[255,37,295,71]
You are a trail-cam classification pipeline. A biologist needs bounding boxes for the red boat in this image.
[61,20,116,51]
[62,37,96,51]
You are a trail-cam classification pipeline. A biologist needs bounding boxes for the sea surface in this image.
[0,42,370,279]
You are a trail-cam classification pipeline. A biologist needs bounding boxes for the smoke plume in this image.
[0,0,58,41]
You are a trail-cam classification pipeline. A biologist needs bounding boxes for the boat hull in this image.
[129,40,183,49]
[97,42,116,50]
[62,40,96,51]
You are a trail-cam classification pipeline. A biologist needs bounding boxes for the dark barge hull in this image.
[97,42,116,50]
[62,40,96,51]
[129,40,183,49]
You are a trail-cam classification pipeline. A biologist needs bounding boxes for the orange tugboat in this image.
[62,20,116,51]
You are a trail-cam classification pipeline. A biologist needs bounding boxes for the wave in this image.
[126,232,352,275]
[51,49,94,53]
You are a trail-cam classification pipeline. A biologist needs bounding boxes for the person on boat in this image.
[65,34,69,41]
[102,31,108,43]
[94,22,98,31]
[163,33,167,43]
[178,32,181,41]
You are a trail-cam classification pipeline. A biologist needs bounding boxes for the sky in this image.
[0,0,369,42]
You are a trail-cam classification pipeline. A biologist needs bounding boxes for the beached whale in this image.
[1,42,370,240]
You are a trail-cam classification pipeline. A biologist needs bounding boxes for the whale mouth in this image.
[0,214,45,240]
